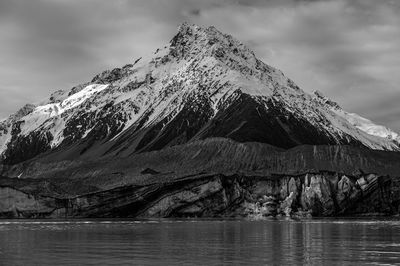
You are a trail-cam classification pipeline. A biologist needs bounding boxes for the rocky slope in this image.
[1,171,397,219]
[0,24,400,218]
[0,138,400,218]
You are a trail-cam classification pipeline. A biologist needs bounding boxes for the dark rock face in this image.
[90,67,132,84]
[12,104,36,120]
[0,172,397,219]
[61,101,129,149]
[85,90,366,160]
[0,138,399,219]
[3,129,53,165]
[140,168,160,175]
[195,92,357,148]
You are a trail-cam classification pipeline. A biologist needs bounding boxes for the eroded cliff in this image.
[0,171,398,219]
[1,138,399,218]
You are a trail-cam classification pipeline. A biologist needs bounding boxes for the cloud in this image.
[0,0,399,132]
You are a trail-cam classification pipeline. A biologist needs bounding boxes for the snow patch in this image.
[61,84,109,110]
[334,110,399,141]
[0,125,12,155]
[19,84,109,136]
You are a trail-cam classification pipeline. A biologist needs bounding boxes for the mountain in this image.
[1,23,399,166]
[0,23,400,218]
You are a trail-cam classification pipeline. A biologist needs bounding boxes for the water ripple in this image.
[0,218,399,265]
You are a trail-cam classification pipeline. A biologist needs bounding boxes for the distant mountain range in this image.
[0,23,399,219]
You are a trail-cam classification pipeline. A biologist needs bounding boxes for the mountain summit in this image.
[0,23,399,165]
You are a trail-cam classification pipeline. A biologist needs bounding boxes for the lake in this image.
[0,218,399,265]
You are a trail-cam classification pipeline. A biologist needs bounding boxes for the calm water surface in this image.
[0,218,399,265]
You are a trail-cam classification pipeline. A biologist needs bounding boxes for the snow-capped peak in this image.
[1,23,399,164]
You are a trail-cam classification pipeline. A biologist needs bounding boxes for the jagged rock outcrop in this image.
[0,139,399,218]
[0,171,397,219]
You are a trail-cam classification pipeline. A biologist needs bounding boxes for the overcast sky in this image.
[0,0,399,131]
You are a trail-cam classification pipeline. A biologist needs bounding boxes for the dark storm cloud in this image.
[0,0,399,132]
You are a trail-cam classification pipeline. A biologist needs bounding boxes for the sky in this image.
[0,0,399,131]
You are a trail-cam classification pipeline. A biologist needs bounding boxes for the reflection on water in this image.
[0,218,400,265]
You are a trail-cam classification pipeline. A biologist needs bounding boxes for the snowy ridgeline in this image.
[0,23,399,158]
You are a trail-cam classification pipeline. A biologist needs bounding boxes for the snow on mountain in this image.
[344,112,399,140]
[12,83,109,150]
[0,124,11,155]
[313,90,400,146]
[0,23,399,164]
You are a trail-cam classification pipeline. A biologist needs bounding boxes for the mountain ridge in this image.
[0,23,399,166]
